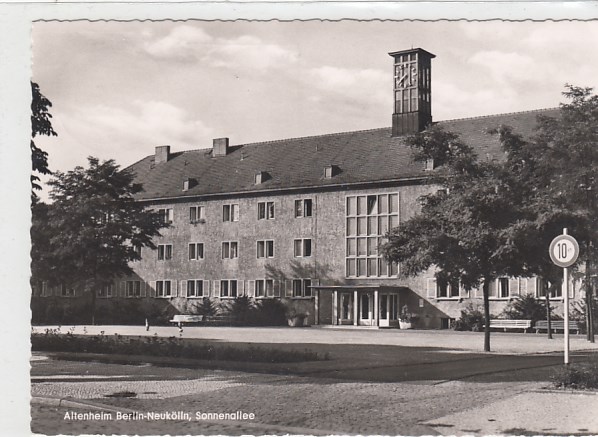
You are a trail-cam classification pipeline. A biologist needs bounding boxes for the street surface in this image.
[30,326,598,435]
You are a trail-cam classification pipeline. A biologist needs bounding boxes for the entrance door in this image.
[379,293,399,327]
[338,292,353,325]
[358,292,374,326]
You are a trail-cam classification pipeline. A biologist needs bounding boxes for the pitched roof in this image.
[128,108,559,201]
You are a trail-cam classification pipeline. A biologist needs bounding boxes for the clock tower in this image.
[389,48,435,137]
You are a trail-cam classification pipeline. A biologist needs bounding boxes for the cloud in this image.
[143,26,213,61]
[468,50,540,85]
[207,35,298,70]
[143,27,298,71]
[59,100,214,165]
[307,65,388,105]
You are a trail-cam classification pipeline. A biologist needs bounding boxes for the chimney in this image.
[213,137,230,157]
[155,145,170,164]
[389,48,435,136]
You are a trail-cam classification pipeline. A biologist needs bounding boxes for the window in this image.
[220,279,238,298]
[98,284,113,298]
[223,204,239,222]
[156,280,172,298]
[222,241,239,259]
[158,244,173,261]
[346,193,399,277]
[257,240,274,259]
[292,279,312,298]
[498,278,510,298]
[255,279,275,298]
[126,280,141,298]
[133,245,142,258]
[187,280,204,298]
[189,206,205,223]
[257,202,275,220]
[158,208,173,224]
[538,280,562,299]
[189,243,204,260]
[295,199,313,218]
[437,281,460,298]
[60,285,75,297]
[294,239,312,257]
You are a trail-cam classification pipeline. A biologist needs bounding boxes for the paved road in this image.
[31,346,598,436]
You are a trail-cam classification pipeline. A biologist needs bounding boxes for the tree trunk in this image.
[482,278,491,352]
[89,285,96,326]
[546,291,552,340]
[586,258,595,343]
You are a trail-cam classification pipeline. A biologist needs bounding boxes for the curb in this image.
[31,396,343,435]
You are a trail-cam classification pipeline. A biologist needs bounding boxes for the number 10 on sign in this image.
[549,229,579,365]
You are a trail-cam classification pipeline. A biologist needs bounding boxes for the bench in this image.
[486,319,532,332]
[170,315,204,326]
[535,320,581,334]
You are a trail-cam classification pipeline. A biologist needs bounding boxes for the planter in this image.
[287,315,307,327]
[399,320,412,329]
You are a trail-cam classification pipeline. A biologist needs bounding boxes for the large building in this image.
[33,48,584,328]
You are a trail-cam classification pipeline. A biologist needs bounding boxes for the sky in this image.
[32,20,598,198]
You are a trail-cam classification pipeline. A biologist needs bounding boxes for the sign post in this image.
[549,229,580,365]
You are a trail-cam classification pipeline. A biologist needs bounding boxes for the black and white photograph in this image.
[19,12,598,437]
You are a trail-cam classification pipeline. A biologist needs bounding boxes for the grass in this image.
[551,362,598,390]
[31,329,326,364]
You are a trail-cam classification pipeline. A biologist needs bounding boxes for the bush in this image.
[551,362,598,390]
[222,296,255,326]
[501,294,549,323]
[253,299,288,326]
[453,303,484,331]
[570,298,598,335]
[31,331,325,363]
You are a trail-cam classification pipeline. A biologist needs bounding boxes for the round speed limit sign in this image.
[549,234,579,268]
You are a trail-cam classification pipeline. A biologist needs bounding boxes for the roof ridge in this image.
[140,107,558,160]
[438,107,558,124]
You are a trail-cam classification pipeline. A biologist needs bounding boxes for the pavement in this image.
[33,324,598,354]
[30,325,598,435]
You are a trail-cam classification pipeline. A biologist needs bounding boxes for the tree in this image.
[32,157,168,324]
[530,86,598,343]
[31,82,57,194]
[381,125,530,352]
[494,86,598,342]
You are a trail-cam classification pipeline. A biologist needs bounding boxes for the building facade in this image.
[32,48,586,328]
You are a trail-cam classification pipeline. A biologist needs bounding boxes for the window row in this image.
[156,198,314,226]
[90,279,318,299]
[425,277,573,300]
[154,239,313,261]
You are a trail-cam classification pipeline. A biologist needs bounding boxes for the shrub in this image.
[31,331,325,363]
[453,303,484,331]
[195,297,218,317]
[570,298,598,334]
[221,296,254,326]
[254,299,287,326]
[501,294,549,323]
[551,362,598,390]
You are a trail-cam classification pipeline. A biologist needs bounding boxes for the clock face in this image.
[395,63,418,89]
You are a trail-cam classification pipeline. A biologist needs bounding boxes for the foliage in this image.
[30,157,168,323]
[399,305,413,323]
[570,298,598,334]
[222,296,255,326]
[551,362,598,390]
[31,331,326,363]
[31,82,57,193]
[381,123,529,351]
[254,299,288,326]
[195,298,219,317]
[453,303,485,331]
[500,294,553,323]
